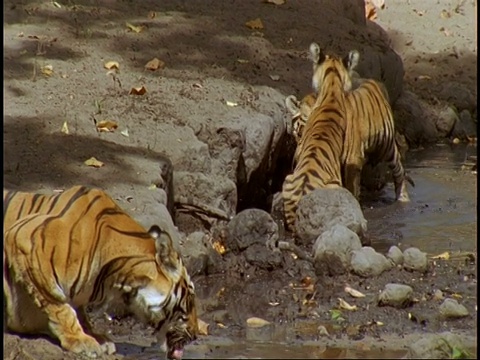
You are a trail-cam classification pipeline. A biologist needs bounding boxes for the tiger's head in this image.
[117,225,198,359]
[285,93,316,143]
[309,42,360,93]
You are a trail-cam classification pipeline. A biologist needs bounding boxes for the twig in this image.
[277,240,314,264]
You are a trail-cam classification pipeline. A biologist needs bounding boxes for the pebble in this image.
[378,283,413,308]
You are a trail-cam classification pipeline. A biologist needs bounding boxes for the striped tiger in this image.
[285,51,413,203]
[282,43,361,232]
[3,185,198,359]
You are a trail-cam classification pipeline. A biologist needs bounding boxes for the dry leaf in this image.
[237,59,249,64]
[269,74,280,81]
[417,75,431,80]
[96,120,118,133]
[148,184,157,190]
[104,61,120,70]
[212,241,226,255]
[216,323,227,329]
[337,298,358,311]
[344,286,366,298]
[84,157,104,168]
[225,100,238,107]
[440,9,451,18]
[268,301,280,306]
[121,128,129,137]
[61,121,69,135]
[129,86,147,95]
[246,317,271,328]
[431,251,450,260]
[245,18,264,30]
[42,65,53,77]
[145,58,165,71]
[126,22,145,33]
[52,1,62,8]
[264,0,285,5]
[197,319,209,336]
[148,11,156,19]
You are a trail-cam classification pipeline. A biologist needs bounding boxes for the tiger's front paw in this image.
[61,333,107,358]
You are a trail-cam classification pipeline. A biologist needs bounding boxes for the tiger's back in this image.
[282,43,352,232]
[3,185,198,359]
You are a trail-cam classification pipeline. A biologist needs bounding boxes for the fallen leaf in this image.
[129,86,147,95]
[148,184,157,190]
[52,1,62,8]
[338,298,358,311]
[126,22,145,33]
[216,323,227,329]
[237,59,249,64]
[61,121,69,134]
[417,75,431,80]
[148,11,156,19]
[440,9,451,18]
[84,157,104,168]
[212,241,226,255]
[42,65,54,77]
[451,293,463,299]
[264,0,285,4]
[144,58,165,71]
[121,128,129,137]
[344,286,366,298]
[268,301,280,306]
[245,18,264,30]
[96,120,118,133]
[246,317,271,328]
[431,251,450,260]
[301,276,313,287]
[329,309,345,322]
[269,74,280,81]
[225,100,238,107]
[198,319,209,336]
[104,61,120,70]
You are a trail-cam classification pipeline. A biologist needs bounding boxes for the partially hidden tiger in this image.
[3,185,198,359]
[282,43,361,233]
[284,48,414,204]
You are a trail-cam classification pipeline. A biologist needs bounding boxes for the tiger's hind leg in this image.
[78,306,116,355]
[344,157,364,200]
[389,145,413,202]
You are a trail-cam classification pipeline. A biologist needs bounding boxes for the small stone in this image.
[403,247,428,272]
[439,298,469,319]
[378,283,413,308]
[386,245,404,265]
[351,247,392,277]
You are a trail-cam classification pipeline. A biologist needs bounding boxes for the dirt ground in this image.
[3,0,477,359]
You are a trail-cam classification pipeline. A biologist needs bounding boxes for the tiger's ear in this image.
[285,95,300,115]
[149,225,181,273]
[343,50,360,72]
[309,42,325,65]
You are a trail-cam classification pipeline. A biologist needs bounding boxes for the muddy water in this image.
[124,144,476,360]
[364,143,477,255]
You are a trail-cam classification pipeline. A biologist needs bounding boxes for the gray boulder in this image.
[403,247,428,272]
[313,223,362,276]
[295,188,368,246]
[351,247,393,277]
[378,283,413,308]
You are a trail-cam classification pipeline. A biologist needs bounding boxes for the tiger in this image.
[282,43,362,232]
[284,50,413,203]
[3,185,198,359]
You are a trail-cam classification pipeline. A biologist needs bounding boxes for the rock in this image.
[451,109,477,140]
[181,231,224,276]
[226,209,279,252]
[435,106,459,137]
[295,188,368,246]
[408,332,471,359]
[244,243,283,270]
[393,90,440,147]
[378,283,413,308]
[350,247,392,277]
[173,171,237,234]
[439,298,469,319]
[439,81,477,113]
[313,224,363,276]
[386,245,404,265]
[403,247,428,272]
